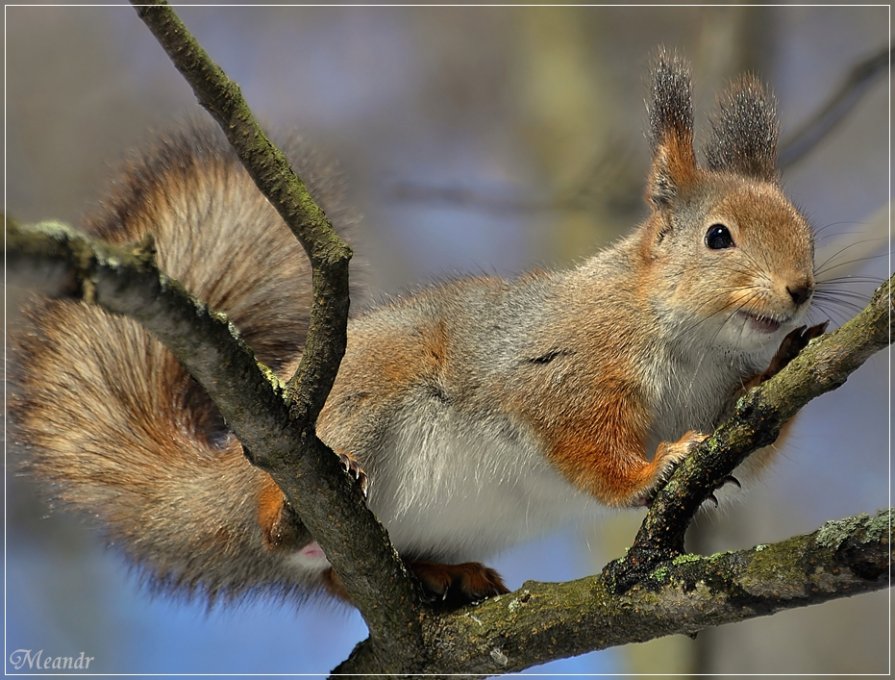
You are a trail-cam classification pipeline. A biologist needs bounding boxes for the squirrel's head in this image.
[640,49,814,355]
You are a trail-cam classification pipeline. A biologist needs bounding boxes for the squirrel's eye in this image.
[705,223,734,250]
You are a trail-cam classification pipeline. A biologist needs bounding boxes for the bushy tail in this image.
[11,125,357,602]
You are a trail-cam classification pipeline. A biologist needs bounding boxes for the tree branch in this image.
[125,0,424,666]
[406,508,890,674]
[7,220,424,669]
[606,272,893,590]
[130,0,346,426]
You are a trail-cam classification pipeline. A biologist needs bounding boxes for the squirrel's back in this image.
[11,125,356,602]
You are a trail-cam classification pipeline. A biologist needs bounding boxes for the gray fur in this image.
[704,75,780,182]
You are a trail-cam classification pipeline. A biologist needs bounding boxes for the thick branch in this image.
[6,221,424,669]
[338,509,891,674]
[607,272,893,589]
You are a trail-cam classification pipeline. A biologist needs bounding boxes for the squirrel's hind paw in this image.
[409,560,509,606]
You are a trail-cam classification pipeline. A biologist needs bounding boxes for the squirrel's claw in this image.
[720,474,741,489]
[337,452,369,498]
[805,320,830,340]
[700,474,742,508]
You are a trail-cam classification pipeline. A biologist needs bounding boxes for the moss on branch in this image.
[407,509,891,674]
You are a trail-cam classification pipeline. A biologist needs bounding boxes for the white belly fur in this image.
[365,401,600,563]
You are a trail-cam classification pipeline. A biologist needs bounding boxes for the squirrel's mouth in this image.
[737,311,784,334]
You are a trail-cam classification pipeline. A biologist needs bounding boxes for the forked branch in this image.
[127,0,423,668]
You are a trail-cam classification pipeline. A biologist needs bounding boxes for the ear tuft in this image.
[646,48,697,209]
[704,74,779,182]
[648,48,694,155]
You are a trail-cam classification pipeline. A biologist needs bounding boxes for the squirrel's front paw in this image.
[762,321,828,380]
[660,430,708,467]
[337,452,369,498]
[409,560,509,606]
[640,430,709,506]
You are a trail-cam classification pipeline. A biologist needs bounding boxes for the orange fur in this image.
[408,561,508,602]
[322,568,350,601]
[539,392,659,507]
[663,132,698,187]
[257,476,291,550]
[321,560,507,604]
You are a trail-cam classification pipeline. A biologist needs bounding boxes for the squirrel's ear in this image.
[646,48,697,210]
[704,74,779,182]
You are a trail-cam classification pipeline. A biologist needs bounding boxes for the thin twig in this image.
[389,142,639,216]
[779,45,891,168]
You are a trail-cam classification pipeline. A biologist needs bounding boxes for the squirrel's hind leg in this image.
[323,559,508,605]
[408,559,509,605]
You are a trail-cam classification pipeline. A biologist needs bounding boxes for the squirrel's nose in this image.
[786,281,813,306]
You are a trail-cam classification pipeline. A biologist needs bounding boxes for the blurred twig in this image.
[389,141,641,216]
[779,45,891,168]
[391,46,891,214]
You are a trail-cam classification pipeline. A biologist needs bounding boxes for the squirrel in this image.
[12,51,821,607]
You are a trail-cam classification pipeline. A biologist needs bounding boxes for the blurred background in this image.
[5,3,890,676]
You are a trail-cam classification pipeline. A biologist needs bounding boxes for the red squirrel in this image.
[12,51,818,606]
